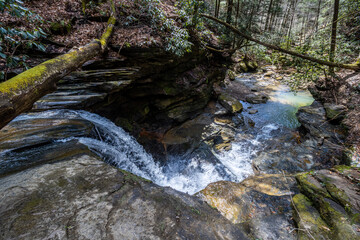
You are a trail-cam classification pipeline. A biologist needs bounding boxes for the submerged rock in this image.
[0,154,249,240]
[245,93,269,104]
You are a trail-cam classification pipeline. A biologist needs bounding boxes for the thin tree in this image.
[329,0,340,73]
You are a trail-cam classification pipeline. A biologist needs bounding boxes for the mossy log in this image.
[201,14,360,71]
[0,0,116,130]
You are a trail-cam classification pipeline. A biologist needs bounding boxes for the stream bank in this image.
[0,47,358,239]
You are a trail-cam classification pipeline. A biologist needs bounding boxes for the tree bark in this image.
[265,0,274,31]
[329,0,340,73]
[226,0,234,24]
[0,0,116,130]
[315,0,322,32]
[201,13,360,71]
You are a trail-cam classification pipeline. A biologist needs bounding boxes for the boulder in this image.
[245,61,258,71]
[227,70,236,81]
[324,103,347,122]
[234,61,248,73]
[219,94,243,114]
[296,101,346,141]
[245,93,269,104]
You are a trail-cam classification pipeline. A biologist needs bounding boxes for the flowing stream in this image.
[0,73,314,194]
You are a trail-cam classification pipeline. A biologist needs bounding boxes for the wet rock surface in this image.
[0,154,249,240]
[33,68,136,111]
[0,116,97,177]
[198,174,299,239]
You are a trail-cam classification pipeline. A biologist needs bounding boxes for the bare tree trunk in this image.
[232,0,241,48]
[246,2,257,30]
[280,0,291,34]
[201,14,360,71]
[0,0,116,130]
[329,0,340,73]
[265,0,274,31]
[315,0,322,32]
[226,0,234,24]
[215,0,221,18]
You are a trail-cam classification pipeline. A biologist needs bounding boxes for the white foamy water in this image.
[9,110,282,194]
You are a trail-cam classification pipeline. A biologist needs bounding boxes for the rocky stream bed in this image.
[0,50,359,239]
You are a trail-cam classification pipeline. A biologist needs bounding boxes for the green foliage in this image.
[137,0,194,56]
[0,0,47,81]
[136,0,210,56]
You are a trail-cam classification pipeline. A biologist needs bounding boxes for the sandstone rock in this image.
[214,102,230,116]
[294,167,360,240]
[292,194,332,240]
[248,109,258,114]
[324,103,347,122]
[264,71,275,77]
[0,154,249,240]
[214,116,233,125]
[234,61,248,73]
[197,174,298,239]
[219,94,243,114]
[228,70,236,81]
[245,93,269,104]
[296,101,346,141]
[245,61,258,71]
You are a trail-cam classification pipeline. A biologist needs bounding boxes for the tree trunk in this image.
[215,0,221,18]
[315,0,322,32]
[226,0,234,24]
[201,13,360,71]
[265,0,274,31]
[0,0,116,130]
[329,0,340,73]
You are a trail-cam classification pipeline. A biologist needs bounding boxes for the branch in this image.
[0,0,117,130]
[205,45,236,53]
[201,14,360,71]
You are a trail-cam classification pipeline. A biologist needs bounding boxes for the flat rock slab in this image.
[0,154,248,240]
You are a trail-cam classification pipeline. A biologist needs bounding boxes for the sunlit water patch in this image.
[242,84,314,129]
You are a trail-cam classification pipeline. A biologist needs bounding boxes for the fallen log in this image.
[0,0,116,130]
[201,14,360,71]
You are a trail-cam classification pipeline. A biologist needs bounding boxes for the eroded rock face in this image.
[0,116,97,176]
[296,101,347,165]
[197,174,299,239]
[0,154,248,240]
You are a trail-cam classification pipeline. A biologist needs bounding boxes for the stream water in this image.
[0,73,314,195]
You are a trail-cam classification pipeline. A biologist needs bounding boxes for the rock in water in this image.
[245,93,269,104]
[218,94,243,114]
[0,154,249,240]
